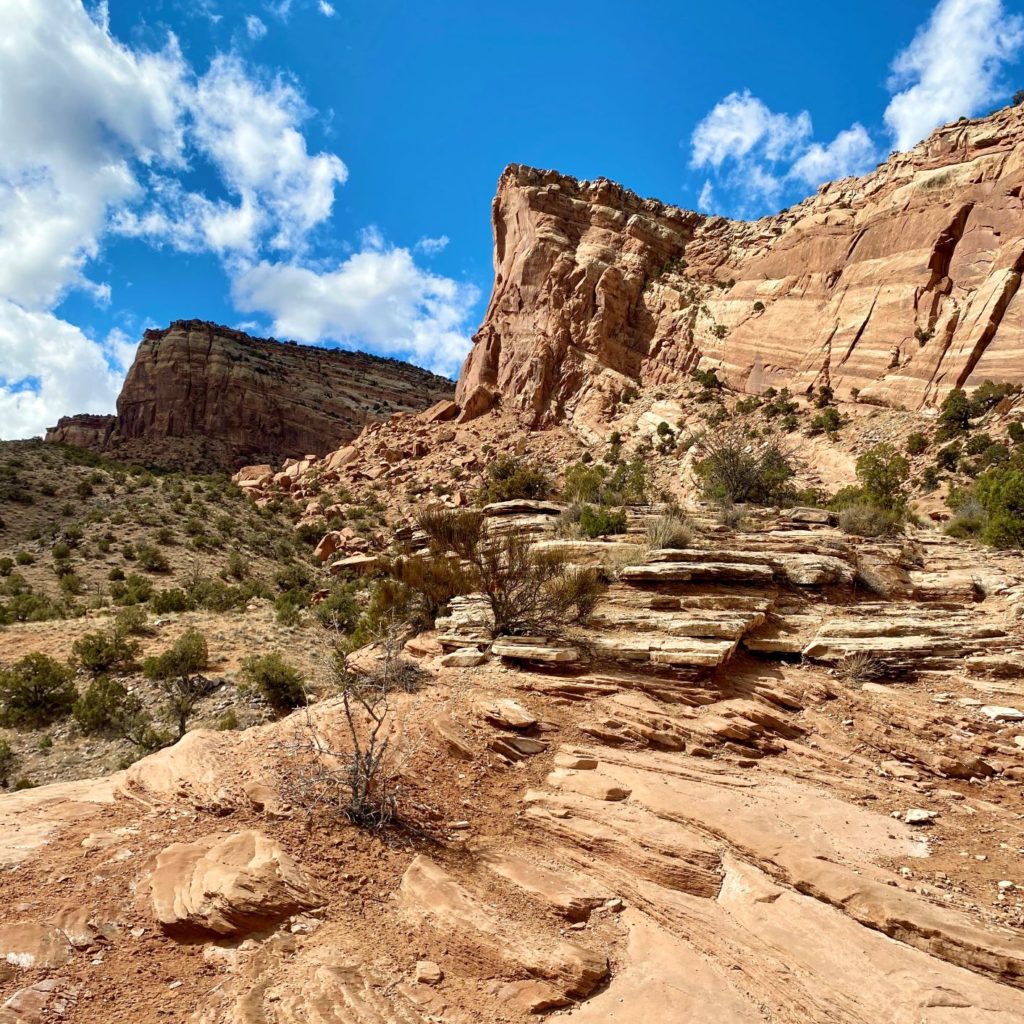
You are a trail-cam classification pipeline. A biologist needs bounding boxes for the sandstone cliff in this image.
[458,104,1024,430]
[47,320,454,470]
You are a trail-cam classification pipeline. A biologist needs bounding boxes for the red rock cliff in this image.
[458,104,1024,429]
[47,320,454,469]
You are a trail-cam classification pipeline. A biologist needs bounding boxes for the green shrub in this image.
[136,543,170,573]
[855,443,910,509]
[313,582,362,631]
[969,380,1019,416]
[110,573,153,606]
[973,463,1024,547]
[645,514,695,549]
[72,628,141,675]
[15,552,34,566]
[51,541,71,560]
[242,652,306,714]
[808,408,842,436]
[478,455,551,504]
[150,588,195,614]
[0,557,12,577]
[936,442,962,472]
[579,505,627,538]
[936,388,972,440]
[691,367,723,390]
[0,654,76,727]
[906,432,928,456]
[1009,421,1024,446]
[370,554,471,632]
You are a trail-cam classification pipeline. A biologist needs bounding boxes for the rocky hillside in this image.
[459,104,1024,433]
[47,320,454,471]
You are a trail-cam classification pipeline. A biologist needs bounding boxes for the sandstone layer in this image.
[46,320,454,470]
[458,104,1024,429]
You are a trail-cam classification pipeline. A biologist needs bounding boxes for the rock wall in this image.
[458,104,1024,429]
[47,320,454,470]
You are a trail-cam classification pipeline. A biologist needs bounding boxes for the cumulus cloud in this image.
[0,301,127,438]
[789,124,877,186]
[318,2,336,16]
[884,0,1024,150]
[690,90,811,170]
[232,239,480,377]
[689,90,876,216]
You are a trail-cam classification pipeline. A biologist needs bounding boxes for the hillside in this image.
[46,320,455,472]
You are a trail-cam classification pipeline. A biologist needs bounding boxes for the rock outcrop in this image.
[46,320,454,470]
[458,104,1024,428]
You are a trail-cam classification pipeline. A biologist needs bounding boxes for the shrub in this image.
[313,582,362,631]
[579,505,627,538]
[0,654,76,727]
[945,493,985,539]
[110,573,153,606]
[969,379,1019,416]
[478,455,551,504]
[51,541,71,560]
[0,557,12,577]
[835,652,883,683]
[855,444,910,509]
[562,458,647,506]
[752,300,765,312]
[418,508,604,638]
[972,463,1024,547]
[150,588,195,614]
[143,629,212,738]
[693,427,796,506]
[814,385,834,408]
[906,432,928,456]
[692,367,723,390]
[136,543,170,573]
[936,442,962,472]
[936,388,972,440]
[1009,421,1024,446]
[72,628,141,675]
[645,514,695,549]
[370,554,471,632]
[15,552,34,566]
[242,652,306,714]
[73,676,149,741]
[838,502,902,537]
[808,408,842,436]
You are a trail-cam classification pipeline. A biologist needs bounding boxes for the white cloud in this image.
[0,301,126,438]
[318,2,336,16]
[688,101,876,214]
[690,90,811,170]
[245,15,267,39]
[416,235,450,255]
[789,123,877,186]
[884,0,1024,150]
[232,238,480,377]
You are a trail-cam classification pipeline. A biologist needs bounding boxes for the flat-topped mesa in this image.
[46,319,454,471]
[457,105,1024,430]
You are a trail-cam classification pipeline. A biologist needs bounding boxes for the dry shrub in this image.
[645,514,695,549]
[834,651,884,683]
[416,507,604,638]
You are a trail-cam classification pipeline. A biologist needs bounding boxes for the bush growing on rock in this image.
[367,554,471,633]
[477,455,551,504]
[242,652,307,714]
[418,508,604,638]
[936,388,973,441]
[579,505,627,538]
[645,514,695,549]
[906,432,928,456]
[837,502,903,538]
[833,443,910,536]
[0,653,76,728]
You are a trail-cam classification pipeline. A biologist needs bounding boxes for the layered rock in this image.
[46,320,454,470]
[458,104,1024,428]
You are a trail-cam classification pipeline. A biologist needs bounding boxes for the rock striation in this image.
[46,320,454,470]
[458,104,1024,429]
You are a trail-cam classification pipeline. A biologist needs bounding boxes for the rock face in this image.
[46,320,454,470]
[458,104,1024,428]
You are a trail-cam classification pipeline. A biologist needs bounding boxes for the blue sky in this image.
[1,0,1023,437]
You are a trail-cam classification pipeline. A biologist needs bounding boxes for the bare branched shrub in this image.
[417,508,604,638]
[279,625,423,831]
[834,651,883,682]
[717,502,747,530]
[645,514,695,549]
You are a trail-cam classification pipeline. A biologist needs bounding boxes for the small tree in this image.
[478,455,551,504]
[73,676,164,749]
[72,627,141,675]
[693,427,796,506]
[142,629,213,738]
[0,654,76,728]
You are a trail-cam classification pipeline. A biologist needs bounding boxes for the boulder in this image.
[149,830,322,937]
